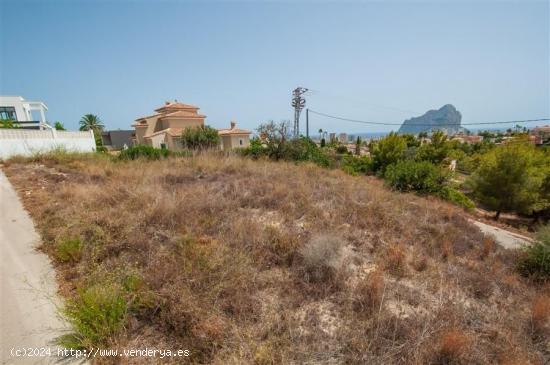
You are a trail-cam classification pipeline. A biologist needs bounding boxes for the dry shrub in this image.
[353,270,384,314]
[262,226,299,266]
[480,235,496,260]
[441,240,453,261]
[531,294,550,336]
[435,328,471,364]
[411,254,428,272]
[461,267,493,300]
[299,233,346,284]
[384,245,407,277]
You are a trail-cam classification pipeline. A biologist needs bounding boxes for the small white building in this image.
[0,95,96,159]
[0,96,49,129]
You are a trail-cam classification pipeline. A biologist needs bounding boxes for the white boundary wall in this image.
[0,129,96,159]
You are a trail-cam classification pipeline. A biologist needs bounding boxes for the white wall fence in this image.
[0,129,96,159]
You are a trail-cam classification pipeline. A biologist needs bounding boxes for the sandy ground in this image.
[0,170,71,364]
[471,219,533,249]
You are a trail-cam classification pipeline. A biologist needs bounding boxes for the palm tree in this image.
[318,128,323,141]
[79,114,104,132]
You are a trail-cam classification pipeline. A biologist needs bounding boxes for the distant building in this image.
[451,135,482,144]
[218,121,251,150]
[530,125,550,145]
[0,95,49,129]
[132,100,250,150]
[101,130,134,150]
[338,133,348,142]
[132,100,206,150]
[329,132,336,142]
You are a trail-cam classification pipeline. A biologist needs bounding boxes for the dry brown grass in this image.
[383,245,407,277]
[435,328,472,364]
[352,270,384,314]
[531,294,550,337]
[2,152,548,364]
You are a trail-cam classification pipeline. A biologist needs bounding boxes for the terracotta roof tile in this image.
[161,110,206,119]
[154,101,200,112]
[144,128,184,139]
[218,128,251,135]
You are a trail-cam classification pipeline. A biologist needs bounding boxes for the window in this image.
[239,139,243,145]
[0,107,17,121]
[160,143,167,150]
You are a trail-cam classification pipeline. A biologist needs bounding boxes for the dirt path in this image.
[0,170,70,364]
[470,219,533,249]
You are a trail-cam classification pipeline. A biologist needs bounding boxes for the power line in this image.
[308,109,550,127]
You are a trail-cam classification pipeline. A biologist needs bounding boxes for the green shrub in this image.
[342,155,373,175]
[240,138,266,158]
[280,138,330,167]
[60,284,128,349]
[181,125,220,150]
[384,160,449,193]
[518,225,550,279]
[55,238,83,263]
[118,145,170,160]
[371,132,407,173]
[335,145,349,154]
[438,187,475,210]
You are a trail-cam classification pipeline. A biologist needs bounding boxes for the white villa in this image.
[0,96,49,129]
[0,95,96,159]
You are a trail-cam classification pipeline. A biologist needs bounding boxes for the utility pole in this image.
[306,108,309,138]
[291,87,308,137]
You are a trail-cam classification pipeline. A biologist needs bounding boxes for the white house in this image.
[0,95,49,129]
[0,95,96,159]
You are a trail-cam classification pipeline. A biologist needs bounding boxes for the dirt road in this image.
[0,170,69,364]
[470,219,533,249]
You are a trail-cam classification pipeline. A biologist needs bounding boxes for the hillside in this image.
[398,104,462,134]
[2,152,549,364]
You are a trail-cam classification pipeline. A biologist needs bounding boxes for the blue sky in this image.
[1,0,548,134]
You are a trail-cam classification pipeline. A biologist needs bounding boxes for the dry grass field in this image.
[2,152,549,364]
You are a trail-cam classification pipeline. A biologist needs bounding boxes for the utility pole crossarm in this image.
[292,86,308,138]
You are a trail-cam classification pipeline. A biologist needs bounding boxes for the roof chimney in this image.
[230,121,236,129]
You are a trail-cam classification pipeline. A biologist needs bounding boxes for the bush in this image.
[353,270,383,314]
[299,234,345,283]
[335,145,349,154]
[55,238,83,263]
[435,328,471,363]
[531,295,550,336]
[518,225,550,279]
[278,137,330,167]
[118,145,170,160]
[239,138,265,158]
[341,155,372,175]
[181,125,220,150]
[384,160,449,194]
[438,186,475,210]
[60,284,127,349]
[371,132,407,173]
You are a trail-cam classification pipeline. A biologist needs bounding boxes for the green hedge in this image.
[384,160,449,194]
[118,145,170,160]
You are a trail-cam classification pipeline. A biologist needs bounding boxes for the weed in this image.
[60,284,127,349]
[435,328,471,364]
[518,224,550,279]
[353,270,384,314]
[55,238,82,263]
[299,234,345,283]
[531,294,550,336]
[384,245,406,277]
